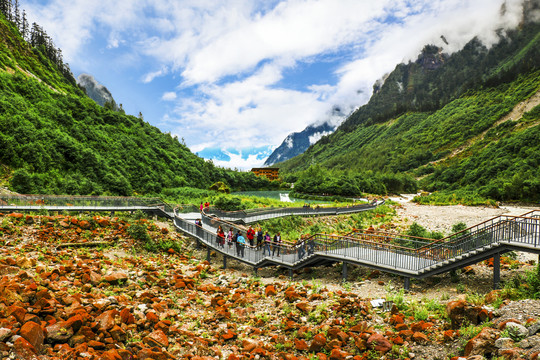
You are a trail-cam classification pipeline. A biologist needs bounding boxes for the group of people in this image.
[214,225,283,257]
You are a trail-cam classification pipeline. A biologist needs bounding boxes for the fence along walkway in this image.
[2,195,539,289]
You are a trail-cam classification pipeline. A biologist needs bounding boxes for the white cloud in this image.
[142,66,169,83]
[162,91,177,101]
[21,0,528,170]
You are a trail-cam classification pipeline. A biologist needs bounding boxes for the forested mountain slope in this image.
[0,13,266,195]
[278,15,540,202]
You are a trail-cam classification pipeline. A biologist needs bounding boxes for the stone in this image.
[13,337,39,360]
[144,329,169,348]
[529,322,540,336]
[464,327,500,357]
[294,338,309,351]
[95,310,119,331]
[366,333,392,354]
[46,321,74,343]
[104,272,128,284]
[0,328,13,342]
[494,337,514,349]
[20,322,45,352]
[309,334,327,352]
[505,322,529,340]
[412,332,429,344]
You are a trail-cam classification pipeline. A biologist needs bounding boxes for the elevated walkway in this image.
[2,195,539,289]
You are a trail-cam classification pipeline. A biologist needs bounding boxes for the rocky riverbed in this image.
[0,201,539,360]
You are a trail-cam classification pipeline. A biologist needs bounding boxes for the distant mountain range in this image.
[264,106,347,166]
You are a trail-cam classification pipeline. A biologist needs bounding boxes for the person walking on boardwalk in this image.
[256,228,263,248]
[216,225,225,247]
[272,232,282,256]
[227,227,234,248]
[247,226,255,247]
[297,237,305,259]
[236,231,246,257]
[263,231,272,256]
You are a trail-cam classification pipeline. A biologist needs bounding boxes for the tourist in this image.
[247,226,255,247]
[263,231,272,256]
[237,232,246,257]
[272,232,282,256]
[256,228,263,248]
[216,225,225,247]
[297,237,305,259]
[227,227,234,248]
[199,203,203,212]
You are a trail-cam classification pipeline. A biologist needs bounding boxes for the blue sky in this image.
[20,0,525,169]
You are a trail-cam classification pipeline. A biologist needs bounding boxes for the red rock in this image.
[446,300,467,329]
[87,340,105,349]
[367,333,392,354]
[146,311,159,324]
[110,325,127,342]
[144,329,169,348]
[104,271,128,284]
[309,334,327,352]
[13,337,39,360]
[443,330,455,342]
[530,351,539,360]
[389,314,404,325]
[8,213,24,219]
[25,215,34,224]
[120,308,135,325]
[137,348,169,360]
[97,218,110,227]
[398,329,414,339]
[329,348,348,360]
[222,329,237,340]
[46,321,74,342]
[392,336,404,345]
[294,338,308,351]
[395,323,408,331]
[464,327,499,357]
[95,310,119,331]
[78,220,91,229]
[242,339,259,352]
[19,322,44,352]
[296,302,310,313]
[8,305,27,324]
[412,331,429,344]
[499,319,521,330]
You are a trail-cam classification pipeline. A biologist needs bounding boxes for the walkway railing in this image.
[2,195,539,283]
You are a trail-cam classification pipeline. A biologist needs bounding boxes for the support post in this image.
[223,255,227,269]
[206,247,211,263]
[404,277,410,291]
[493,252,500,289]
[342,262,348,283]
[289,268,293,280]
[254,267,258,276]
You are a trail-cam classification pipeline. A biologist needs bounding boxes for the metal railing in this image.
[3,194,538,277]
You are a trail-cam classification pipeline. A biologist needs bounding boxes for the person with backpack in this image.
[247,226,255,247]
[237,231,246,258]
[263,231,272,256]
[256,228,263,248]
[272,232,282,256]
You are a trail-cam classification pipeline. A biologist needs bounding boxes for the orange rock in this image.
[308,334,327,352]
[366,333,392,354]
[412,332,429,344]
[294,338,308,351]
[19,322,45,353]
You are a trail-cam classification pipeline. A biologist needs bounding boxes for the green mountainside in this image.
[279,19,540,203]
[0,13,269,196]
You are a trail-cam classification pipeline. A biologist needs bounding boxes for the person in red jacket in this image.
[246,226,255,246]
